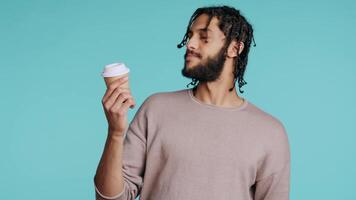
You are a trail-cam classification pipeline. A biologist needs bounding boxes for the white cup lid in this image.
[102,63,130,77]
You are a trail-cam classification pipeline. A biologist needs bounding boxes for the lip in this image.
[186,54,199,60]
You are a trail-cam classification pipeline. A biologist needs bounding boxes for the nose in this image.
[186,36,198,50]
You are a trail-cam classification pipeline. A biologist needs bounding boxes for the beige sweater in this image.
[94,88,290,200]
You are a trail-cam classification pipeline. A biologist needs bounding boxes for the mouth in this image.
[185,54,200,61]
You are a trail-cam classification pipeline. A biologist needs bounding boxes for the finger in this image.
[102,78,129,102]
[103,88,130,109]
[129,98,136,109]
[119,98,135,113]
[110,92,132,111]
[103,78,129,102]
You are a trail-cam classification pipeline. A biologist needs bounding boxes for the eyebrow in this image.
[188,28,212,35]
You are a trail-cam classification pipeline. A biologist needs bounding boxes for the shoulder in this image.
[244,101,290,154]
[138,89,188,112]
[142,89,187,105]
[245,102,291,179]
[245,101,287,137]
[146,89,187,101]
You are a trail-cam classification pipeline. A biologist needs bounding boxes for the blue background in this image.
[1,0,355,199]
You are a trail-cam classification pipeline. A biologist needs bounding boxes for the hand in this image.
[101,76,136,136]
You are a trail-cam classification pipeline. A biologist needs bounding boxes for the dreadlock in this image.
[178,5,256,93]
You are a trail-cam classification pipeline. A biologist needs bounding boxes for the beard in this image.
[181,47,226,82]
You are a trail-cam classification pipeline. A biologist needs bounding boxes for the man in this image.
[94,5,290,200]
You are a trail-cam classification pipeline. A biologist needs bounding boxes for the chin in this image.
[185,60,197,68]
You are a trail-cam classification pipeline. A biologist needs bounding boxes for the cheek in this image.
[200,51,215,61]
[204,45,220,56]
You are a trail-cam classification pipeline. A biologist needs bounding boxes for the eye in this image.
[199,33,209,42]
[201,36,208,43]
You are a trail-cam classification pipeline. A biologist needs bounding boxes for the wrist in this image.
[108,129,125,139]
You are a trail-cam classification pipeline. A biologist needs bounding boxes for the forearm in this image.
[94,130,125,197]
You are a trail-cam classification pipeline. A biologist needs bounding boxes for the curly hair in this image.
[177,5,256,93]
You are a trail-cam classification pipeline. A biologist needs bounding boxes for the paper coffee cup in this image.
[102,63,130,89]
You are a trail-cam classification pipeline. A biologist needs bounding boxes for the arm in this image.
[94,131,126,199]
[94,96,151,200]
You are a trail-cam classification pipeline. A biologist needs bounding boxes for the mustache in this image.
[184,50,202,59]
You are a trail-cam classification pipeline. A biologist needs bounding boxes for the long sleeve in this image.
[253,121,291,200]
[94,96,151,200]
[253,161,290,200]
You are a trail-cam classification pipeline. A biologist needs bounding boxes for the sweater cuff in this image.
[94,180,126,200]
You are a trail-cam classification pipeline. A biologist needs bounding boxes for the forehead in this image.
[189,14,223,35]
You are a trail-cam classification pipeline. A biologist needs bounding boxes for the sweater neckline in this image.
[187,88,248,111]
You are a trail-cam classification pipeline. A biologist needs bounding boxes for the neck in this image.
[192,80,244,108]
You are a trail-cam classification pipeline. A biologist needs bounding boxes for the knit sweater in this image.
[94,88,290,200]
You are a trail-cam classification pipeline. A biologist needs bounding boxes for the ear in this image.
[227,41,244,58]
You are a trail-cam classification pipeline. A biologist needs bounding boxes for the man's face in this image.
[182,14,227,82]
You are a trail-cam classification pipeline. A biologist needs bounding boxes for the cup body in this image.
[102,63,130,89]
